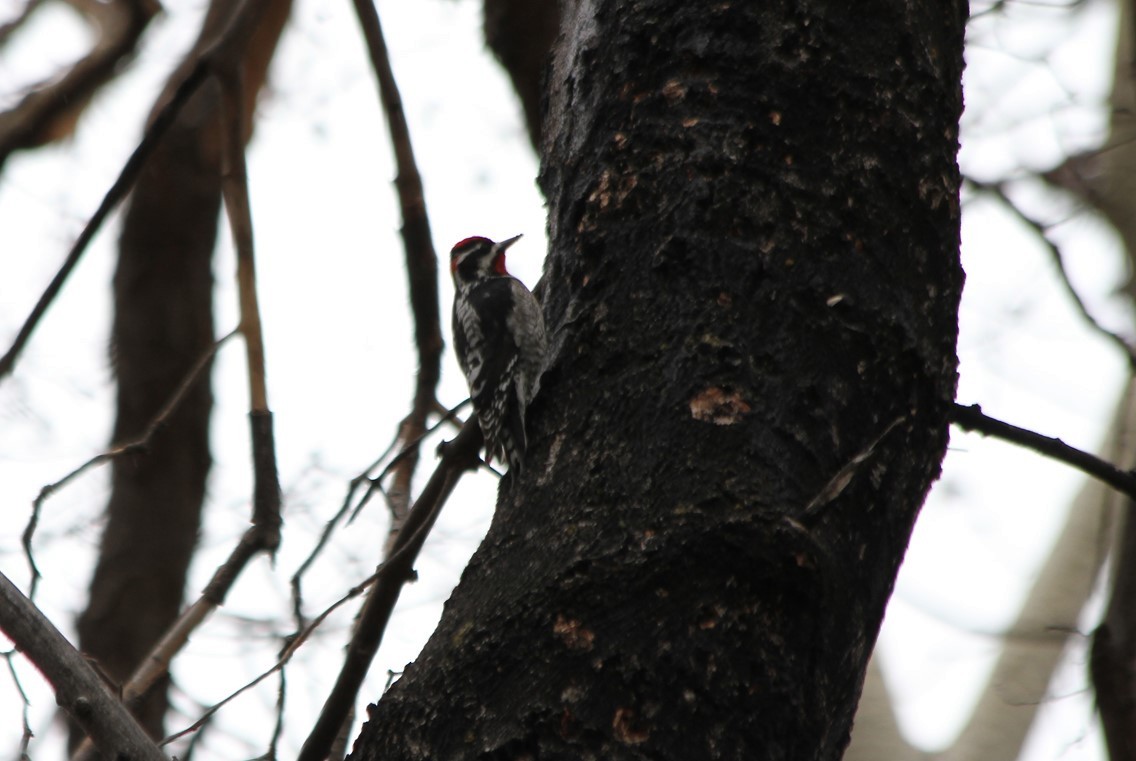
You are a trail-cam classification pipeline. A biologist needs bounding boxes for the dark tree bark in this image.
[1092,506,1136,761]
[350,1,966,759]
[72,0,291,746]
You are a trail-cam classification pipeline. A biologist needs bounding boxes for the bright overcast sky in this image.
[0,0,1128,758]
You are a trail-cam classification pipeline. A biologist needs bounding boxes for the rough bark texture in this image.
[73,0,291,745]
[350,1,966,759]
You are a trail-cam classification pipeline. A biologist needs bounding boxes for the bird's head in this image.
[450,234,522,284]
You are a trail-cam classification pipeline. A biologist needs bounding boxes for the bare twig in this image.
[0,0,158,165]
[219,74,269,414]
[351,400,468,523]
[289,401,467,629]
[160,585,355,747]
[0,0,265,384]
[0,0,45,46]
[163,479,463,749]
[966,178,1136,369]
[132,530,274,695]
[950,403,1136,500]
[0,571,168,760]
[296,419,484,761]
[177,707,216,761]
[0,59,208,382]
[2,649,34,759]
[351,0,443,549]
[70,517,288,760]
[266,668,287,761]
[22,329,238,598]
[353,0,442,384]
[217,43,283,552]
[289,471,379,628]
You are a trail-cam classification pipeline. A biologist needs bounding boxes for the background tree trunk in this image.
[483,0,560,149]
[72,0,291,745]
[348,1,966,759]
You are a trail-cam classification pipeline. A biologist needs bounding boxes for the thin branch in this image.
[22,329,238,598]
[70,518,288,761]
[374,400,468,487]
[217,44,283,551]
[2,649,34,759]
[160,585,356,747]
[352,0,443,394]
[296,419,484,761]
[0,0,45,47]
[351,0,443,551]
[289,474,376,627]
[264,668,287,761]
[289,400,467,628]
[966,178,1136,369]
[289,447,393,628]
[176,705,216,761]
[351,400,468,523]
[0,58,208,382]
[950,402,1136,500]
[0,0,263,383]
[219,74,270,414]
[0,0,157,165]
[162,482,462,749]
[0,572,168,760]
[383,416,424,547]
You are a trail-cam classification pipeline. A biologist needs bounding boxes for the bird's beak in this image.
[498,234,523,251]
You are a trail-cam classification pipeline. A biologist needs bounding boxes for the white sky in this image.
[0,0,1128,758]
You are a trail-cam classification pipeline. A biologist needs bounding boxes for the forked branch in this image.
[296,419,484,761]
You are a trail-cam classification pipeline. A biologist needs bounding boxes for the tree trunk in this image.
[350,1,966,758]
[73,0,291,745]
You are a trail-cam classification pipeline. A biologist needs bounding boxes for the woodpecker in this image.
[450,234,547,471]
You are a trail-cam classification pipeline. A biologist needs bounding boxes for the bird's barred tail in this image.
[478,382,527,471]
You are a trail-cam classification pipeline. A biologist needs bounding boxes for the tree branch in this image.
[23,330,238,598]
[0,572,168,760]
[216,39,283,555]
[71,514,293,760]
[950,402,1136,500]
[296,419,484,761]
[350,0,443,545]
[0,0,158,166]
[2,648,35,758]
[966,178,1136,369]
[0,0,46,47]
[0,0,264,384]
[289,401,467,629]
[162,453,476,750]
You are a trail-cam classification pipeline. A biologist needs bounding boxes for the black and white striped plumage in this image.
[450,235,547,471]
